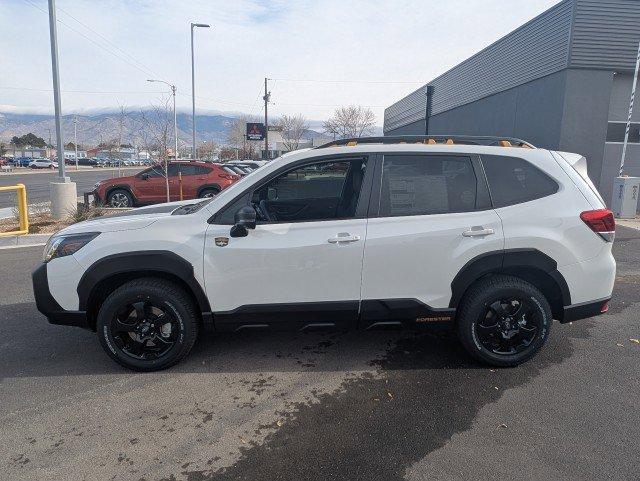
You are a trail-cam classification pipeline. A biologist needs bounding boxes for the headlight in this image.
[43,232,100,263]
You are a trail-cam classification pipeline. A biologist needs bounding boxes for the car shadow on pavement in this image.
[175,319,585,481]
[0,299,586,380]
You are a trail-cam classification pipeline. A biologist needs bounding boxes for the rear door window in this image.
[379,155,478,217]
[481,155,558,208]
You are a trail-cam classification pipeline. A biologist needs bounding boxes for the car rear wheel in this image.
[198,187,220,198]
[96,278,199,371]
[456,275,551,367]
[107,189,133,208]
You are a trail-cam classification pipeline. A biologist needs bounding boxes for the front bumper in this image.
[32,263,89,328]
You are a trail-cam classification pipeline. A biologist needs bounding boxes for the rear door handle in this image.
[328,232,361,244]
[462,227,495,237]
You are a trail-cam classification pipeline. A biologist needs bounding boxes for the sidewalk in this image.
[617,216,640,231]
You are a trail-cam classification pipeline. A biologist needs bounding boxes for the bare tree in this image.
[227,114,262,160]
[197,141,218,161]
[137,98,174,201]
[323,105,376,139]
[277,114,309,151]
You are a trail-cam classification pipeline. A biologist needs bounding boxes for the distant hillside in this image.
[0,111,380,148]
[0,111,235,147]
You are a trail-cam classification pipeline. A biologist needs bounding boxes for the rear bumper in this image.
[32,263,89,329]
[561,297,610,323]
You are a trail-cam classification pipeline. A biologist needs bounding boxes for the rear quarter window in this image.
[481,155,558,208]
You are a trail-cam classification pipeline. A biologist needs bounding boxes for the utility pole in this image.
[147,79,177,202]
[190,22,210,160]
[263,77,270,159]
[73,115,78,170]
[117,107,124,177]
[47,0,76,220]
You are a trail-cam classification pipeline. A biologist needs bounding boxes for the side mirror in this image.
[140,173,150,180]
[230,205,257,238]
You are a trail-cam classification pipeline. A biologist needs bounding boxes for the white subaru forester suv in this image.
[33,136,616,371]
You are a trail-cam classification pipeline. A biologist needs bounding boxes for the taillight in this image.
[580,209,615,242]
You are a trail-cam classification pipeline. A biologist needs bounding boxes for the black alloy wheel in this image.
[96,278,199,371]
[457,275,551,367]
[110,300,179,361]
[475,298,541,355]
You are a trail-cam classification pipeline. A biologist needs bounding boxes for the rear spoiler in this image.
[552,151,605,207]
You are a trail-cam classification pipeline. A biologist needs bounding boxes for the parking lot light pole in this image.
[47,0,77,219]
[191,22,210,160]
[148,79,177,202]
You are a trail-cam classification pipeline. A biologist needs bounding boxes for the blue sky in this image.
[1,0,559,124]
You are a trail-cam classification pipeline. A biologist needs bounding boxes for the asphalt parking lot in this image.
[1,227,639,481]
[0,167,143,208]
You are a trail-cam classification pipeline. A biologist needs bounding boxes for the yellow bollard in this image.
[0,183,29,236]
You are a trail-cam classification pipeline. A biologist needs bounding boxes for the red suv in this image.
[93,161,240,207]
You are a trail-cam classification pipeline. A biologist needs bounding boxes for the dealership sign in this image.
[246,122,265,141]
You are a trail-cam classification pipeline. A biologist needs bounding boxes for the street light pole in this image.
[47,0,77,220]
[148,79,178,203]
[191,22,210,161]
[48,0,65,179]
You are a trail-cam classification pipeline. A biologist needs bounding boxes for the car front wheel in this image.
[96,278,199,371]
[107,189,133,208]
[456,275,551,367]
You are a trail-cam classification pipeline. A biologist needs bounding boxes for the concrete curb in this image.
[617,219,640,231]
[0,233,52,249]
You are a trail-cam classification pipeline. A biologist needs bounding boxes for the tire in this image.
[107,188,134,208]
[96,278,199,371]
[456,275,551,367]
[198,187,220,198]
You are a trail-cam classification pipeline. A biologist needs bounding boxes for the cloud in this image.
[1,0,559,124]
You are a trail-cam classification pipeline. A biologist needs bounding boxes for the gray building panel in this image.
[422,70,567,148]
[385,0,640,134]
[384,0,573,133]
[569,0,640,71]
[558,69,614,187]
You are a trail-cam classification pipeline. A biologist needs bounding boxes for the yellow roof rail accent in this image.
[499,140,512,147]
[445,139,454,145]
[346,141,357,147]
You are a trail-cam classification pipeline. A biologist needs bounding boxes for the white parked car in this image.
[33,136,616,371]
[29,159,58,169]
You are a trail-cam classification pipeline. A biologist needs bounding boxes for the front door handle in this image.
[328,232,361,244]
[462,227,495,237]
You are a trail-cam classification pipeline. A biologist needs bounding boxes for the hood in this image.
[57,199,202,235]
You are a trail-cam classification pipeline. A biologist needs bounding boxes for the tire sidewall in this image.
[462,285,551,366]
[97,288,192,371]
[107,189,133,207]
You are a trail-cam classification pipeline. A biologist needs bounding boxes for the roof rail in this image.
[316,135,535,149]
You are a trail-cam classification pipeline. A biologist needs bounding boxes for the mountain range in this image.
[0,111,331,148]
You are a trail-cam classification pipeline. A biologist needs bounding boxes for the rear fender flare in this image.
[449,249,571,308]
